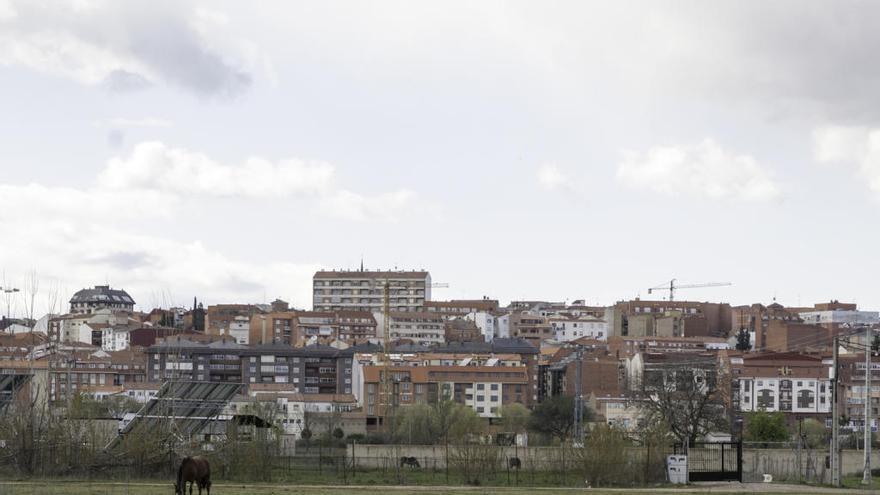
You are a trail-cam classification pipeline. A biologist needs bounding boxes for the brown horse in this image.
[175,456,211,495]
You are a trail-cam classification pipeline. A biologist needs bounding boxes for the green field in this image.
[0,482,873,495]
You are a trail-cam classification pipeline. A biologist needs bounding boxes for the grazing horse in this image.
[508,457,521,469]
[399,456,420,468]
[175,456,211,495]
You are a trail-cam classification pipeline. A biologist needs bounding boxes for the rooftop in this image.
[314,270,429,279]
[70,285,135,305]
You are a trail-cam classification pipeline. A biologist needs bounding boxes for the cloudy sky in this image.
[1,0,879,314]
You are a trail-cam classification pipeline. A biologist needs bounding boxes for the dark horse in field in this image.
[399,456,420,468]
[175,456,211,495]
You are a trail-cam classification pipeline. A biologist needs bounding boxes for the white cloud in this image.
[813,126,880,194]
[321,189,417,223]
[616,139,781,202]
[0,140,424,312]
[536,163,568,191]
[104,117,173,128]
[99,141,335,198]
[0,212,321,311]
[95,141,420,219]
[0,0,256,96]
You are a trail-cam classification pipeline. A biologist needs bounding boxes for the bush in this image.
[576,424,632,487]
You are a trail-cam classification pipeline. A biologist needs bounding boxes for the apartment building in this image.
[353,338,540,422]
[549,315,608,342]
[360,363,530,423]
[48,348,147,403]
[762,320,833,352]
[509,313,553,348]
[732,302,803,351]
[146,336,360,395]
[206,304,263,336]
[542,345,621,402]
[444,318,482,343]
[838,354,880,432]
[607,335,729,359]
[798,300,880,330]
[249,311,378,346]
[386,311,445,346]
[69,285,136,315]
[611,299,732,339]
[424,299,499,316]
[313,270,431,312]
[730,352,832,422]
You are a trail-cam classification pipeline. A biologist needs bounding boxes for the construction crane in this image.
[647,279,732,301]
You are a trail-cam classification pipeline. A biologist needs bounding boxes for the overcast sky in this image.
[1,0,879,314]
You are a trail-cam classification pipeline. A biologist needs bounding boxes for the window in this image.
[477,383,484,390]
[490,384,498,391]
[757,389,774,409]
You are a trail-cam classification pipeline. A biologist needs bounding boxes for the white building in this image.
[798,309,880,326]
[100,325,131,351]
[462,381,504,418]
[228,315,250,344]
[549,316,608,342]
[736,376,832,414]
[467,311,496,342]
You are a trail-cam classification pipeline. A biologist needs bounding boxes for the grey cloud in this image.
[656,2,880,123]
[103,70,153,93]
[5,1,252,98]
[106,129,125,149]
[86,251,156,270]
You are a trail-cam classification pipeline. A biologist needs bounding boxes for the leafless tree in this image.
[22,269,39,322]
[43,279,62,317]
[634,361,729,446]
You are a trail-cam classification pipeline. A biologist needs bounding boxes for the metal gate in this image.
[675,441,742,482]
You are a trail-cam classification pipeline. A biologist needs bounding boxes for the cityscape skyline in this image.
[2,1,880,312]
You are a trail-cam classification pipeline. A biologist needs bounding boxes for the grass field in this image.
[0,481,874,495]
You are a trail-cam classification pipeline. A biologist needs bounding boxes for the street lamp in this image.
[0,286,20,321]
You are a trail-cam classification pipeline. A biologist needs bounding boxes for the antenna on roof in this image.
[360,256,364,272]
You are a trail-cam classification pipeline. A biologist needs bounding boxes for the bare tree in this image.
[22,269,39,322]
[634,360,728,446]
[43,279,62,317]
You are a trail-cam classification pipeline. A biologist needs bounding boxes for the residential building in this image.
[763,320,833,352]
[838,353,880,432]
[730,352,832,422]
[732,302,803,351]
[206,304,263,336]
[69,285,135,315]
[611,299,732,339]
[424,299,499,316]
[312,270,431,312]
[444,318,481,343]
[385,311,445,346]
[360,363,530,424]
[549,315,608,342]
[509,313,553,348]
[145,336,359,395]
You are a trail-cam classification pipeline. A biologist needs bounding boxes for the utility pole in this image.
[863,326,873,486]
[832,336,840,487]
[573,346,584,446]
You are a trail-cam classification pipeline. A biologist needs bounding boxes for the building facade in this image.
[312,270,431,312]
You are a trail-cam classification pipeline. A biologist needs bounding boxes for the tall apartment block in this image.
[312,270,431,312]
